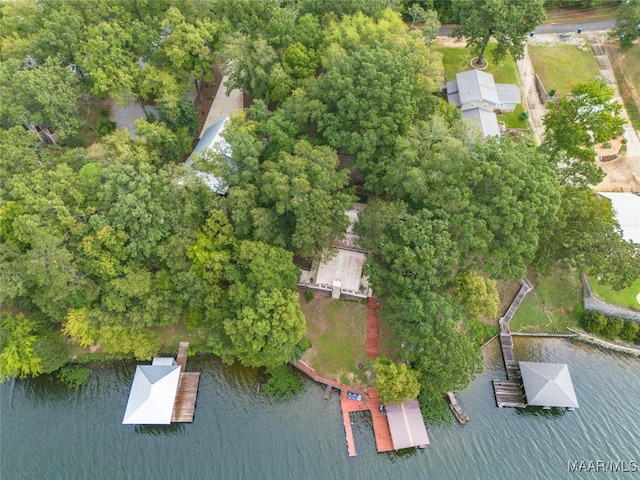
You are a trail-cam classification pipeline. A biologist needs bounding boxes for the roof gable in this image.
[456,70,500,105]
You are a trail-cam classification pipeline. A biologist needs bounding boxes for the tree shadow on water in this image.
[135,423,185,436]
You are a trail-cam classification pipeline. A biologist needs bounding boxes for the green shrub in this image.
[601,316,624,338]
[34,331,69,374]
[297,337,312,352]
[304,289,314,302]
[620,320,639,342]
[582,310,607,334]
[57,365,91,388]
[97,119,116,136]
[549,89,556,97]
[262,364,304,399]
[519,111,529,121]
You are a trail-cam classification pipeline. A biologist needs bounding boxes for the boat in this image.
[446,392,469,425]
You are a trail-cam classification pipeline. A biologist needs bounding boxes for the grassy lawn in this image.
[589,277,640,310]
[498,104,528,129]
[152,318,207,354]
[510,267,583,334]
[528,44,600,96]
[607,43,640,131]
[436,43,520,85]
[299,292,369,385]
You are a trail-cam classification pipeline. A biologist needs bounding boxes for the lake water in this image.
[1,338,639,480]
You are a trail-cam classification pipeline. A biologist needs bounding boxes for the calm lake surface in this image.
[1,338,639,480]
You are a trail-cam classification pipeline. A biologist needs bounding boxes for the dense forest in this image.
[1,0,638,420]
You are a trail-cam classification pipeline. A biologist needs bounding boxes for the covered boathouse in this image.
[122,342,200,425]
[519,361,579,410]
[385,399,430,450]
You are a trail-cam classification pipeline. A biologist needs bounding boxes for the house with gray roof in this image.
[446,69,521,138]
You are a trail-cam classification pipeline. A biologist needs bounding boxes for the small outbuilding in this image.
[519,361,579,409]
[385,399,430,450]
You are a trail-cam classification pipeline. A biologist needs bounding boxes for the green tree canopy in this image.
[373,357,421,404]
[0,313,43,382]
[453,271,499,320]
[0,60,83,141]
[542,80,625,187]
[612,0,640,49]
[534,187,640,290]
[453,0,546,66]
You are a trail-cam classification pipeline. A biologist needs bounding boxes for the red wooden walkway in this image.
[366,297,381,360]
[292,360,394,456]
[368,387,394,453]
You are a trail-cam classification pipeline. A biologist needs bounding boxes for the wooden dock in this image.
[340,389,368,457]
[176,342,188,372]
[500,332,520,381]
[492,278,533,409]
[172,372,200,422]
[367,387,394,453]
[492,380,526,408]
[171,342,200,422]
[366,297,381,360]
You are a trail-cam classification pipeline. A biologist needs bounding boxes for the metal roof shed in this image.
[520,362,579,409]
[386,399,430,450]
[122,364,182,425]
[186,117,233,195]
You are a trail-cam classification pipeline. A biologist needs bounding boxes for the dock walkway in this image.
[292,360,393,456]
[172,342,200,422]
[493,279,533,408]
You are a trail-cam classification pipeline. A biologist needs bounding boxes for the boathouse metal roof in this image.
[122,364,181,425]
[519,362,579,409]
[385,398,430,450]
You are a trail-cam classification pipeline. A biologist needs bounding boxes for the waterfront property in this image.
[122,342,200,425]
[492,279,579,410]
[293,298,429,456]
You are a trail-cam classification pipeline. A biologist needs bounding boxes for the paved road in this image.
[439,19,615,36]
